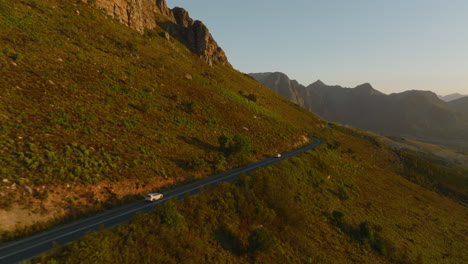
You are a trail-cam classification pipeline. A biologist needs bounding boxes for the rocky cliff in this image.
[171,7,229,66]
[88,0,229,65]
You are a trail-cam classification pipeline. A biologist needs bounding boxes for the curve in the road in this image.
[0,137,325,264]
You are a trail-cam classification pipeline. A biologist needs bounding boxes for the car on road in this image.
[274,153,282,158]
[145,193,163,202]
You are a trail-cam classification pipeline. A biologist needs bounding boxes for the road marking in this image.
[1,138,325,260]
[0,200,163,259]
[0,157,267,259]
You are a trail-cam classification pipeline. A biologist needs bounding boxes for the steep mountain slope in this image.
[449,96,468,114]
[2,2,467,263]
[250,72,468,150]
[28,126,468,264]
[0,0,321,232]
[92,0,229,65]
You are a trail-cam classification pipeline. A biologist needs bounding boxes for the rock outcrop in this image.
[89,0,229,65]
[92,0,173,32]
[172,7,193,28]
[171,7,229,66]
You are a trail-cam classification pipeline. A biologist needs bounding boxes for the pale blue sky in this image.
[168,0,468,95]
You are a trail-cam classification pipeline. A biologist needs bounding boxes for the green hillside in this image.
[1,1,467,263]
[0,0,320,233]
[28,126,468,264]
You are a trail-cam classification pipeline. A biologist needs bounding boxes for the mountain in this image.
[92,0,229,65]
[438,93,467,102]
[449,96,468,114]
[250,72,468,149]
[0,0,320,232]
[2,2,467,264]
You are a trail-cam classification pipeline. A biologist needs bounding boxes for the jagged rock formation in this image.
[171,7,229,66]
[155,0,173,18]
[92,0,171,32]
[89,0,229,65]
[172,7,192,27]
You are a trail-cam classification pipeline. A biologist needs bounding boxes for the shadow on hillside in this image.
[171,159,189,170]
[214,228,244,256]
[158,21,196,54]
[178,136,218,152]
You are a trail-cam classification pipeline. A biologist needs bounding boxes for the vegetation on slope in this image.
[28,128,468,264]
[2,2,466,262]
[0,0,321,232]
[333,126,468,205]
[395,149,468,204]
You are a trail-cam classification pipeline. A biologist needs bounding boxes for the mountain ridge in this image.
[1,2,467,263]
[250,72,468,149]
[0,0,319,232]
[438,93,467,102]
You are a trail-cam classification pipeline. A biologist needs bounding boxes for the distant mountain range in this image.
[250,72,468,149]
[448,96,468,114]
[438,93,467,102]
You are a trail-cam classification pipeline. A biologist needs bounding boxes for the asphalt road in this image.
[0,137,325,264]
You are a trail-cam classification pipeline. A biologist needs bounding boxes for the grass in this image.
[332,126,468,204]
[0,0,320,238]
[26,127,468,264]
[2,2,466,262]
[0,0,319,188]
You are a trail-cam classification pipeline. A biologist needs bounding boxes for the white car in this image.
[145,193,163,202]
[274,153,282,158]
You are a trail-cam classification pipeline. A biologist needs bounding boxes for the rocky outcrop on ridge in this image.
[91,0,171,32]
[89,0,229,65]
[171,7,229,66]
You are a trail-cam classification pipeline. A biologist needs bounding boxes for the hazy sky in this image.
[168,0,468,95]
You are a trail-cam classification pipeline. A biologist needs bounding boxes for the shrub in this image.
[227,135,254,165]
[229,135,253,155]
[217,135,229,150]
[182,101,196,113]
[188,156,207,171]
[157,201,187,232]
[246,93,257,102]
[248,227,277,253]
[213,154,227,172]
[337,186,350,200]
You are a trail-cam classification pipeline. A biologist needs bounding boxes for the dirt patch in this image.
[0,177,175,232]
[0,205,54,231]
[292,134,310,147]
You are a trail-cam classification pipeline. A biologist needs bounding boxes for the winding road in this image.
[0,137,325,263]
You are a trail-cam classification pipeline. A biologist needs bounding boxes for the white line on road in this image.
[1,138,324,261]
